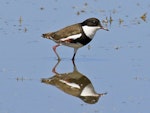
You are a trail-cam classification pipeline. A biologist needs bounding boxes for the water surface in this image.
[0,0,150,113]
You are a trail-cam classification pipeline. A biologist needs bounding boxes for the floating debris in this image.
[109,15,113,25]
[24,27,27,32]
[77,11,80,15]
[102,17,108,24]
[18,28,22,31]
[80,10,85,13]
[84,2,88,6]
[16,77,33,81]
[119,18,124,25]
[19,16,23,25]
[102,17,109,27]
[114,45,122,50]
[140,13,147,22]
[115,47,120,50]
[40,7,44,10]
[76,10,86,15]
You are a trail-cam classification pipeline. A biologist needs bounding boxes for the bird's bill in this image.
[101,26,109,31]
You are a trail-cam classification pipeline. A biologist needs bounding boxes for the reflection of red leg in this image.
[53,44,61,60]
[52,60,60,75]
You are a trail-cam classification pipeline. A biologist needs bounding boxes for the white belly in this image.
[61,42,83,48]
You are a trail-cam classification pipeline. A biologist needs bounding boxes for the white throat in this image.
[80,84,99,96]
[82,26,100,39]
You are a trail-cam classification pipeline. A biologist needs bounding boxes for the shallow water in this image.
[0,0,150,113]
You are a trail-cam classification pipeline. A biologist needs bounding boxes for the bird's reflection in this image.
[41,61,107,104]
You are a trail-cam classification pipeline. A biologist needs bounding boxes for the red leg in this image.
[53,44,61,60]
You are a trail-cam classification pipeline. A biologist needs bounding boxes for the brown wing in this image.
[42,23,82,40]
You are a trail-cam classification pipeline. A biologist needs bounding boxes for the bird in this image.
[42,17,109,60]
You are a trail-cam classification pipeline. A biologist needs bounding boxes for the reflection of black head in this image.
[79,95,100,104]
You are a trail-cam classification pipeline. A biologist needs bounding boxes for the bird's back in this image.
[42,23,82,40]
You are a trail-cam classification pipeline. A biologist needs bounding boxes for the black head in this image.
[81,18,101,27]
[81,18,109,31]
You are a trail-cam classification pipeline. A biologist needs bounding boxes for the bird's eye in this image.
[91,20,98,25]
[92,20,96,23]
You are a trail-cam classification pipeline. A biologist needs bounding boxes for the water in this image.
[0,0,150,113]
